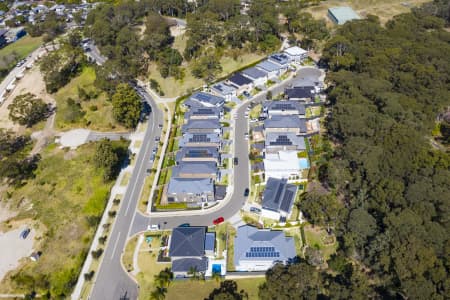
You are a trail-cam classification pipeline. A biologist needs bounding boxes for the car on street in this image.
[213,217,224,225]
[158,124,163,128]
[152,147,157,154]
[244,132,249,140]
[150,154,155,161]
[20,228,31,239]
[155,136,160,142]
[148,224,160,231]
[233,157,238,165]
[179,223,190,227]
[244,188,249,197]
[243,91,251,98]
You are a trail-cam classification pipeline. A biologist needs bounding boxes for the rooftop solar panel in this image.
[280,190,294,212]
[273,182,285,204]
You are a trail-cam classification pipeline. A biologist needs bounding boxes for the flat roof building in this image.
[328,7,361,25]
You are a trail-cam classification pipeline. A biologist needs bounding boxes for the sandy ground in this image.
[0,66,55,133]
[0,203,17,224]
[0,227,35,281]
[170,26,185,37]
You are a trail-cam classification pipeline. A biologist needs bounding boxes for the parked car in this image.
[213,217,224,225]
[158,124,163,128]
[243,91,251,98]
[233,157,238,165]
[250,207,261,213]
[179,223,190,227]
[244,132,249,140]
[148,224,160,231]
[20,228,31,239]
[244,188,249,197]
[155,136,160,142]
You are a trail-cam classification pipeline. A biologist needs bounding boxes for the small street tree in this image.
[8,93,49,127]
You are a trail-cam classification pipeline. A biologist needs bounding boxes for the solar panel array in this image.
[270,135,293,146]
[193,108,214,115]
[273,182,285,204]
[186,149,213,158]
[196,93,212,102]
[190,134,211,143]
[273,103,295,110]
[280,190,294,212]
[245,247,280,258]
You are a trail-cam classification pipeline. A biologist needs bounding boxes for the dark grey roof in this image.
[252,142,265,151]
[205,232,215,251]
[268,53,290,66]
[190,92,225,107]
[264,100,306,115]
[262,177,298,214]
[0,29,8,36]
[176,146,219,162]
[234,225,296,263]
[211,82,236,95]
[179,133,221,147]
[285,86,315,99]
[265,132,306,149]
[252,162,264,172]
[167,177,214,195]
[185,106,221,119]
[228,73,252,87]
[172,257,208,272]
[242,67,267,79]
[257,60,281,72]
[172,161,217,177]
[169,227,206,257]
[182,119,221,131]
[264,115,306,131]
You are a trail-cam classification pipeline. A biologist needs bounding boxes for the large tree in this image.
[8,93,49,127]
[111,83,141,128]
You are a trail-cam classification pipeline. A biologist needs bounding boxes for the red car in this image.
[213,217,224,225]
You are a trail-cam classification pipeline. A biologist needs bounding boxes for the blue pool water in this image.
[299,158,309,169]
[212,264,221,274]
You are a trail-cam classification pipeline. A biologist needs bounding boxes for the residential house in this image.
[190,92,225,108]
[179,133,222,148]
[256,60,283,79]
[205,232,216,256]
[227,73,253,94]
[264,115,307,134]
[264,150,301,181]
[283,46,308,63]
[210,82,237,102]
[234,225,296,271]
[182,119,222,134]
[285,86,316,102]
[172,161,218,180]
[166,178,215,203]
[268,53,290,72]
[261,178,298,221]
[169,227,210,277]
[242,67,268,87]
[328,6,361,25]
[263,101,306,118]
[0,29,8,48]
[185,106,222,120]
[265,132,306,153]
[5,27,25,43]
[175,147,220,164]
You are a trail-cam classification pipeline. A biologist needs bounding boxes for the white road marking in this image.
[110,231,121,260]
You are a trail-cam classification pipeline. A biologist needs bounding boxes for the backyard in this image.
[0,140,128,295]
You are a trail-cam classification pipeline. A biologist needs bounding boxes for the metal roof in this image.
[242,67,267,79]
[172,257,208,272]
[172,161,217,177]
[328,6,361,25]
[205,232,215,252]
[211,82,236,95]
[257,60,282,72]
[262,177,298,214]
[264,115,306,131]
[169,227,206,257]
[228,73,253,87]
[190,92,225,107]
[167,177,214,195]
[265,132,306,149]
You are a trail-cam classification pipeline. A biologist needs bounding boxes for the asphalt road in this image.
[85,42,107,65]
[89,86,163,300]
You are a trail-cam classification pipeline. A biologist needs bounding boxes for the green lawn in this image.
[54,66,126,132]
[167,277,265,300]
[303,225,337,260]
[0,140,127,295]
[0,35,42,62]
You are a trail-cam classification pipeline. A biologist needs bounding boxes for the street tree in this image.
[111,83,141,128]
[8,93,49,127]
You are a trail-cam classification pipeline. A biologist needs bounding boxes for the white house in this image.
[264,150,301,181]
[284,46,308,63]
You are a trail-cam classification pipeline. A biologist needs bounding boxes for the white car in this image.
[148,224,160,231]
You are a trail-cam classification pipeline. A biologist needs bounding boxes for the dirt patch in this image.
[0,203,17,224]
[170,26,185,37]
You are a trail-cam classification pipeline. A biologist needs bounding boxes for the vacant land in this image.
[306,0,429,24]
[0,140,127,296]
[54,67,125,132]
[303,225,337,260]
[167,277,265,300]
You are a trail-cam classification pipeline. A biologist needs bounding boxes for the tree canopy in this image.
[111,83,141,128]
[8,93,50,127]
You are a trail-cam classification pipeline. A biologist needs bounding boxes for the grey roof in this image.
[0,29,8,36]
[252,162,264,172]
[190,92,225,107]
[172,161,217,177]
[252,142,265,151]
[185,106,221,119]
[205,232,215,252]
[264,115,306,131]
[262,178,298,214]
[167,177,214,195]
[179,133,221,147]
[265,132,306,149]
[264,100,306,115]
[228,73,252,87]
[169,227,206,257]
[182,119,221,132]
[176,146,220,162]
[285,86,315,99]
[328,7,361,25]
[242,67,267,80]
[172,257,208,273]
[211,82,236,95]
[268,53,290,66]
[234,225,296,263]
[257,60,281,72]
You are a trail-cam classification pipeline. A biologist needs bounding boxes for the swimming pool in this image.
[299,158,309,169]
[212,264,222,274]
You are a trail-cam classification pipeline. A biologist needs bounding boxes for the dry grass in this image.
[306,0,429,25]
